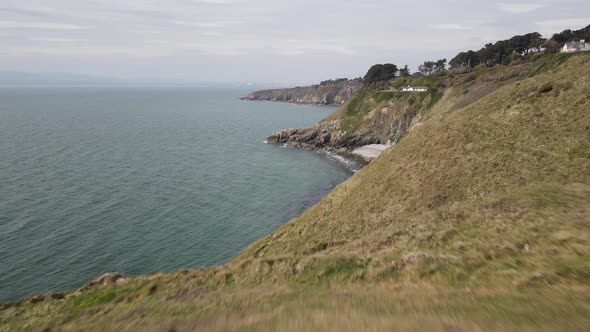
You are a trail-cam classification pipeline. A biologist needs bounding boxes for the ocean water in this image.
[0,87,354,301]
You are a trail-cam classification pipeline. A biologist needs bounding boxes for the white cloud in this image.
[171,20,242,28]
[535,18,590,35]
[431,23,470,30]
[0,46,151,57]
[0,20,87,30]
[29,37,80,43]
[198,0,232,4]
[200,31,223,36]
[1,0,589,83]
[133,28,163,35]
[271,41,356,57]
[178,42,251,56]
[498,3,545,14]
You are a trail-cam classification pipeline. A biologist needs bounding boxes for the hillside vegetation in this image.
[268,52,585,151]
[2,53,590,331]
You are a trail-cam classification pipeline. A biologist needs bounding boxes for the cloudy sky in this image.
[0,0,588,85]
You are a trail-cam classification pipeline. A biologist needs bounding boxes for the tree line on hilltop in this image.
[360,24,589,85]
[449,24,590,68]
[362,61,446,85]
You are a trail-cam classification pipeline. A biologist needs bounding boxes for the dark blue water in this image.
[0,87,353,300]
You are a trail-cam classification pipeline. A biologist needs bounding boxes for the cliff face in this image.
[241,78,362,105]
[267,89,442,151]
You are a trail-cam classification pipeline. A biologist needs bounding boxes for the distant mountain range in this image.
[0,72,126,87]
[0,71,289,88]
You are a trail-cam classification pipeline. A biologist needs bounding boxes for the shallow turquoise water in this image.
[0,87,353,300]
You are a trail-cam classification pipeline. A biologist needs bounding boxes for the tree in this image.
[553,29,573,44]
[552,25,590,44]
[418,61,435,75]
[464,50,480,67]
[418,59,446,75]
[449,50,480,68]
[449,52,467,68]
[399,65,411,77]
[435,59,447,71]
[363,63,399,85]
[449,30,553,68]
[543,38,561,54]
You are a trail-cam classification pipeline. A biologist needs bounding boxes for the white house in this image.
[518,45,546,56]
[562,40,590,53]
[399,85,429,92]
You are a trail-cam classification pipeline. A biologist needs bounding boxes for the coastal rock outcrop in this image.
[241,78,362,105]
[267,120,382,151]
[80,272,126,291]
[266,87,444,152]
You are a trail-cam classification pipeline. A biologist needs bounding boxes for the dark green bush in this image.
[464,74,476,83]
[539,82,553,93]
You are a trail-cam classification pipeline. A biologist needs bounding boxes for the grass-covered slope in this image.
[2,54,590,331]
[243,54,590,260]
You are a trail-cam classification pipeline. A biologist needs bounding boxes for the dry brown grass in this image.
[2,283,589,331]
[238,54,590,260]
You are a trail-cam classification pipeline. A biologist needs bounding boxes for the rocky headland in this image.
[267,120,382,151]
[266,86,442,158]
[241,78,362,105]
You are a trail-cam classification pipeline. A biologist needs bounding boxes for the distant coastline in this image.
[241,78,362,106]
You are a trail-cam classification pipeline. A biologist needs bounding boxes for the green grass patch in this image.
[529,52,589,76]
[341,88,379,132]
[345,88,370,117]
[65,286,137,313]
[293,256,366,284]
[425,90,443,111]
[568,145,590,160]
[373,91,394,104]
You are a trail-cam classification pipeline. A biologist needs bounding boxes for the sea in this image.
[0,87,355,301]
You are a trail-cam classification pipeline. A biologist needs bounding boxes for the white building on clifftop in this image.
[399,85,429,92]
[562,40,590,53]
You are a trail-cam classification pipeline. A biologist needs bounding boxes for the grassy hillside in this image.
[269,52,586,152]
[2,54,590,331]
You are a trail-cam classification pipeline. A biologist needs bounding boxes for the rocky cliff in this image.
[241,78,362,105]
[267,88,442,151]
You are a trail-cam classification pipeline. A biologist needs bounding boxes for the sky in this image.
[0,0,589,85]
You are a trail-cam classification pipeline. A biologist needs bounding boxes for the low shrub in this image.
[538,82,553,93]
[463,74,476,83]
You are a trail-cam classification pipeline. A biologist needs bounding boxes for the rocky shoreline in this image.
[266,118,393,164]
[266,120,382,152]
[351,144,391,160]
